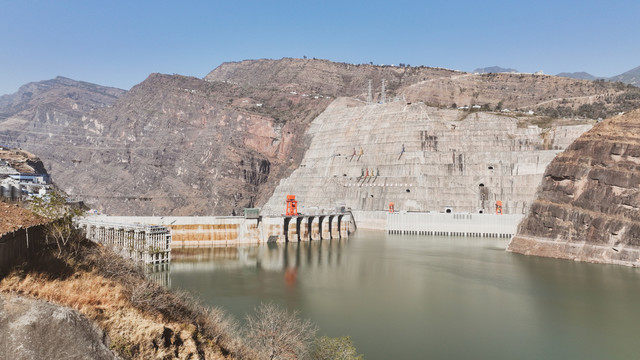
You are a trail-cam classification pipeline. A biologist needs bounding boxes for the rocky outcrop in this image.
[0,148,48,175]
[508,109,640,266]
[0,294,116,359]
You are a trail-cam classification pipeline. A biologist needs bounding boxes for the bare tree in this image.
[245,302,317,360]
[29,191,84,256]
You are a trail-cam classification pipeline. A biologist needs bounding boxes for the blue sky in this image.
[1,0,638,95]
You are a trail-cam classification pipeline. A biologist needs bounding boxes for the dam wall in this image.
[351,210,387,230]
[350,210,521,237]
[84,213,351,248]
[262,98,591,216]
[387,212,523,238]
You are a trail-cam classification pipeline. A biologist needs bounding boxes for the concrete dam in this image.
[78,98,594,253]
[262,98,592,222]
[82,211,352,248]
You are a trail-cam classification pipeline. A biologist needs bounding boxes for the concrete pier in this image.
[77,219,172,264]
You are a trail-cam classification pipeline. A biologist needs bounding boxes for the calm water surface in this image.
[169,230,640,360]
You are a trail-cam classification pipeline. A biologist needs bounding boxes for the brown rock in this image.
[508,109,640,266]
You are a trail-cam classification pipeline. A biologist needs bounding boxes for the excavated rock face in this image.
[508,109,640,266]
[261,98,592,215]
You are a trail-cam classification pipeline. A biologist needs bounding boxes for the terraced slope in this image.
[262,98,592,215]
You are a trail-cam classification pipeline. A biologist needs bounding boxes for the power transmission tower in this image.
[381,79,386,104]
[367,80,372,104]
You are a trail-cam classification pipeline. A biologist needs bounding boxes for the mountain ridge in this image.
[556,71,598,81]
[609,65,640,87]
[2,58,640,215]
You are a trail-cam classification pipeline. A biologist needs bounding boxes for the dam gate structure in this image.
[76,219,172,264]
[280,213,350,243]
[386,212,523,238]
[82,212,352,248]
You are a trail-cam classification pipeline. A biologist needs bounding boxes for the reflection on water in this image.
[171,239,348,274]
[145,263,171,288]
[169,231,640,360]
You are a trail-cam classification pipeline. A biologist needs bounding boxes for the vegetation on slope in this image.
[1,234,239,358]
[0,199,363,359]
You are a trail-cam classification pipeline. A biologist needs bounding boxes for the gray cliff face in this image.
[508,109,640,266]
[473,66,518,73]
[0,294,117,360]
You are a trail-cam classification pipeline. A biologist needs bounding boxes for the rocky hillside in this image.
[206,58,460,102]
[403,73,640,118]
[1,73,331,215]
[212,59,640,119]
[0,147,48,174]
[0,76,125,123]
[508,109,640,266]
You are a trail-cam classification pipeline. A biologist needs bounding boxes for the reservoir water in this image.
[169,230,640,359]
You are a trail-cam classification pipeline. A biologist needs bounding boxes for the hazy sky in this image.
[1,0,638,95]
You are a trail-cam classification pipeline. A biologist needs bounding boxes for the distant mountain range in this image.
[556,72,599,81]
[609,65,640,87]
[474,65,639,87]
[557,68,640,87]
[473,66,518,74]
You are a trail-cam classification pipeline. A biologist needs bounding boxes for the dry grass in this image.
[0,242,244,359]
